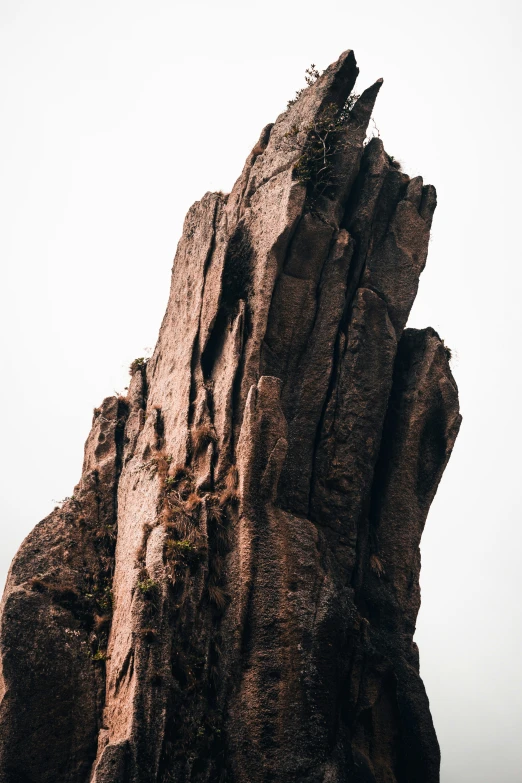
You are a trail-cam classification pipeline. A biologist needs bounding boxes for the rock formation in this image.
[0,51,461,783]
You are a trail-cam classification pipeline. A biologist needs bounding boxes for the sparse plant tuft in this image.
[219,486,240,509]
[286,98,361,200]
[287,63,322,108]
[184,492,202,513]
[225,465,239,491]
[129,357,147,375]
[165,538,201,567]
[137,576,157,595]
[283,63,368,199]
[191,423,216,455]
[208,583,229,611]
[207,500,224,526]
[94,614,111,633]
[165,538,195,555]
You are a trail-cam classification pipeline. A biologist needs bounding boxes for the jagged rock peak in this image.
[0,50,460,783]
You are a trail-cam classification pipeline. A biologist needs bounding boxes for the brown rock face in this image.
[0,51,460,783]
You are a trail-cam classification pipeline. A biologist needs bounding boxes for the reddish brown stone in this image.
[0,51,460,783]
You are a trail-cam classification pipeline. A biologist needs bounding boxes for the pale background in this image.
[1,1,520,780]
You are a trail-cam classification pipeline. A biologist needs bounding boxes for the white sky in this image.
[1,1,521,781]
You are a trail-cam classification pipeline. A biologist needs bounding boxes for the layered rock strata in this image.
[0,50,460,783]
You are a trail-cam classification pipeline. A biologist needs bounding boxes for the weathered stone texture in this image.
[0,50,460,783]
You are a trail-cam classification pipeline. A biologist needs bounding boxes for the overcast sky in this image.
[1,1,521,781]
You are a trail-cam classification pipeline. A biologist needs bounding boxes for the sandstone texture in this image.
[0,51,461,783]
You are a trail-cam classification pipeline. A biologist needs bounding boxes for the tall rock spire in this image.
[0,51,460,783]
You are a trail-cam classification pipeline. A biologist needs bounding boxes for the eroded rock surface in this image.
[0,51,460,783]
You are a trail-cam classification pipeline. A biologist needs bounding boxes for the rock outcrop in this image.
[0,51,460,783]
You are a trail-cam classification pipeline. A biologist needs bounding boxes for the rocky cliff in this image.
[0,51,461,783]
